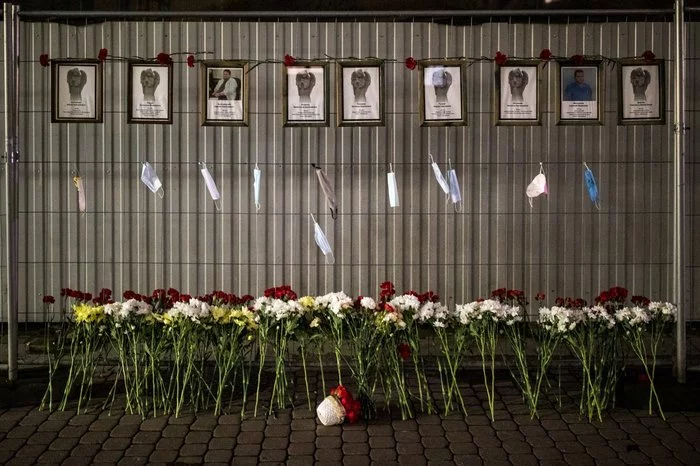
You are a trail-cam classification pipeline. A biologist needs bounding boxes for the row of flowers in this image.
[41,284,676,423]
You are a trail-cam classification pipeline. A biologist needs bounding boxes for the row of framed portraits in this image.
[51,58,665,127]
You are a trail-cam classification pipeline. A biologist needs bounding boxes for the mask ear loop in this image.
[72,168,87,215]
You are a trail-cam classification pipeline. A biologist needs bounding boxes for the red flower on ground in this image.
[156,52,172,65]
[39,54,50,67]
[405,57,417,70]
[495,51,508,66]
[98,48,108,63]
[539,48,553,61]
[43,295,55,304]
[187,55,195,67]
[571,54,585,66]
[642,50,655,61]
[284,54,296,66]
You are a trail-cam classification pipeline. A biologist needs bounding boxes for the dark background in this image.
[14,0,692,12]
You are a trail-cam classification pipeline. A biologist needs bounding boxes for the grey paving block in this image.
[287,441,315,456]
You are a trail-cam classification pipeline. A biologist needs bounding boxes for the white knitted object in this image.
[316,395,346,426]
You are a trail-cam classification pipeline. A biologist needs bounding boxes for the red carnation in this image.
[405,57,417,70]
[571,54,585,66]
[539,48,553,61]
[98,48,108,63]
[398,343,411,361]
[283,54,296,66]
[642,50,655,62]
[535,292,545,302]
[187,55,195,68]
[156,52,172,66]
[39,53,50,67]
[495,51,508,66]
[43,295,55,304]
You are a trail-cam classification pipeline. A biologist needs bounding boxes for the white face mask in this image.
[253,166,262,211]
[199,162,221,211]
[387,165,399,208]
[313,164,338,219]
[311,213,334,264]
[73,175,86,213]
[526,163,548,208]
[448,168,462,206]
[141,162,164,198]
[430,154,450,195]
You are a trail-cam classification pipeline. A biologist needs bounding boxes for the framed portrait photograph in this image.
[200,60,248,126]
[419,59,466,126]
[283,61,329,127]
[495,60,540,125]
[618,59,665,125]
[337,59,384,127]
[127,60,173,124]
[557,61,604,125]
[51,59,103,123]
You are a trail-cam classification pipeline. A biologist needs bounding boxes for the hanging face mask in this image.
[429,154,450,195]
[387,164,399,208]
[141,161,164,198]
[253,165,262,211]
[526,163,548,208]
[199,162,221,211]
[447,163,462,212]
[73,174,86,213]
[312,164,338,219]
[583,162,600,210]
[310,213,334,264]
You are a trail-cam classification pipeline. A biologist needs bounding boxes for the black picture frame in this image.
[337,59,384,127]
[618,59,665,125]
[200,60,249,126]
[495,60,540,126]
[419,59,467,127]
[127,60,173,125]
[557,60,604,126]
[51,59,103,123]
[283,61,330,127]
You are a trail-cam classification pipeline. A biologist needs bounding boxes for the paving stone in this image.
[343,454,370,465]
[212,424,239,437]
[585,445,618,460]
[472,435,501,448]
[291,419,316,431]
[287,430,312,443]
[398,453,428,465]
[124,444,154,457]
[599,428,629,440]
[617,450,652,465]
[370,447,398,461]
[418,424,445,436]
[506,453,538,466]
[424,448,452,461]
[316,425,342,436]
[88,418,120,432]
[563,453,595,465]
[93,449,124,463]
[540,419,569,431]
[343,442,370,455]
[117,457,148,466]
[49,437,80,451]
[266,424,291,438]
[233,443,261,456]
[421,436,449,449]
[531,446,563,460]
[218,414,241,425]
[129,431,158,445]
[501,439,531,454]
[37,421,67,433]
[316,436,342,449]
[314,447,342,461]
[519,425,547,437]
[139,417,168,431]
[577,434,608,447]
[204,449,233,462]
[69,443,102,457]
[26,431,58,445]
[149,449,178,463]
[167,414,195,425]
[159,424,187,438]
[286,456,315,466]
[7,425,38,438]
[442,420,468,432]
[395,430,420,443]
[102,437,132,450]
[63,456,96,466]
[369,435,395,448]
[343,430,368,443]
[37,448,70,463]
[184,431,211,444]
[288,442,315,455]
[179,443,207,457]
[19,412,51,426]
[237,431,264,444]
[367,424,394,436]
[119,415,142,425]
[68,414,98,427]
[392,419,418,431]
[497,430,525,442]
[263,437,289,450]
[110,424,139,438]
[208,437,235,450]
[397,442,424,454]
[445,430,474,443]
[547,429,577,442]
[57,425,89,439]
[155,437,183,450]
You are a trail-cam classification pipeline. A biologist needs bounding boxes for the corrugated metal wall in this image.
[0,17,696,322]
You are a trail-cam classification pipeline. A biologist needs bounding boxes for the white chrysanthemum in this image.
[317,291,353,319]
[254,297,302,321]
[500,304,522,325]
[103,302,123,318]
[584,305,616,329]
[390,295,421,313]
[417,301,449,324]
[168,298,210,323]
[538,306,576,334]
[359,296,377,310]
[649,301,677,321]
[616,306,651,327]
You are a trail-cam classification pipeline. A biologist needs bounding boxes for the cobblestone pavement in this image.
[1,368,699,465]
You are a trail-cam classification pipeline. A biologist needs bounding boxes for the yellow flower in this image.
[299,296,317,310]
[212,306,230,324]
[72,303,105,324]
